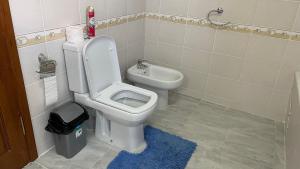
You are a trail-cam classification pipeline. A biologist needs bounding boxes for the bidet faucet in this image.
[137,59,149,69]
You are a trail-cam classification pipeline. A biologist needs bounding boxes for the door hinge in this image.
[19,116,26,135]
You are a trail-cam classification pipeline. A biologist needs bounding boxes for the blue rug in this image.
[108,126,197,169]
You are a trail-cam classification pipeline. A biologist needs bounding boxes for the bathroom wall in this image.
[144,0,300,122]
[9,0,145,156]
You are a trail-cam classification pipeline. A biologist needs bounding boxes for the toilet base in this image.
[95,111,147,153]
[135,83,168,110]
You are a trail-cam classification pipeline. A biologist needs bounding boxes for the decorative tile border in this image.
[16,12,300,48]
[16,13,146,48]
[146,13,300,41]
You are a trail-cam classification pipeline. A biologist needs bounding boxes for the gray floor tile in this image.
[25,93,285,169]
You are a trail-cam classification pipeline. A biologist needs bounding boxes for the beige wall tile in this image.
[42,0,80,30]
[9,0,44,35]
[160,0,188,16]
[188,0,221,19]
[209,53,243,80]
[177,68,208,99]
[145,0,160,13]
[127,19,145,44]
[275,41,300,91]
[253,0,299,30]
[127,0,145,15]
[204,75,242,105]
[237,83,273,119]
[145,19,160,41]
[267,90,290,121]
[108,23,128,49]
[18,43,47,86]
[144,40,159,61]
[127,41,144,68]
[159,21,186,45]
[244,35,287,64]
[240,58,280,88]
[182,48,210,73]
[156,42,182,67]
[184,25,215,51]
[292,6,300,32]
[107,0,127,18]
[219,0,257,25]
[213,30,249,57]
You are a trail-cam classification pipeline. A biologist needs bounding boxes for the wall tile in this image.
[43,0,80,30]
[184,25,215,51]
[107,0,127,18]
[213,30,249,57]
[127,41,144,68]
[240,35,287,87]
[219,0,257,25]
[253,0,299,30]
[144,40,159,61]
[108,23,128,49]
[127,0,145,15]
[79,0,107,23]
[118,48,127,77]
[244,35,287,64]
[159,21,185,45]
[204,75,242,106]
[127,20,145,44]
[18,43,47,86]
[237,83,273,119]
[25,80,46,118]
[267,90,290,121]
[9,0,44,35]
[209,53,243,80]
[188,0,221,19]
[177,68,207,98]
[145,19,160,41]
[156,42,182,67]
[292,6,300,32]
[45,39,67,74]
[181,48,210,73]
[160,0,188,16]
[275,41,300,91]
[31,112,54,155]
[145,0,160,13]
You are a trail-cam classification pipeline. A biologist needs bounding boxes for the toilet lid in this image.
[83,36,122,100]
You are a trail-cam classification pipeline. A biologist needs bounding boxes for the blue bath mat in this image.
[108,126,197,169]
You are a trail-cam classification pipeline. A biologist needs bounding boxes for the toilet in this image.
[127,63,184,110]
[63,36,158,153]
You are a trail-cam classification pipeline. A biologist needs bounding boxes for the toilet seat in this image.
[94,82,157,114]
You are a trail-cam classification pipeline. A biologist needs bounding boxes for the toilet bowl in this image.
[63,36,157,153]
[127,63,183,110]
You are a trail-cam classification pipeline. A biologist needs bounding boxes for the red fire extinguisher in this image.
[86,6,95,38]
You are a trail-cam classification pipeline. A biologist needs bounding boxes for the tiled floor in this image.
[24,93,285,169]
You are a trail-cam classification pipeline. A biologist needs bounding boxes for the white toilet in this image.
[63,36,158,153]
[127,63,184,110]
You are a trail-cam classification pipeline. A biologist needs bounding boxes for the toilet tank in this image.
[63,42,88,93]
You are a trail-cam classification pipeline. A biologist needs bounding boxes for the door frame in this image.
[0,0,38,162]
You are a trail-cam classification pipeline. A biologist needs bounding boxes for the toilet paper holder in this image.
[36,53,57,79]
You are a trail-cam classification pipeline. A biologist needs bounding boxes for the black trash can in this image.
[45,102,89,158]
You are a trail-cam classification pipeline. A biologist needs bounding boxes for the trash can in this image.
[45,102,89,158]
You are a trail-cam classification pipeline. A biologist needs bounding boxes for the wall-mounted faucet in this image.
[137,59,149,70]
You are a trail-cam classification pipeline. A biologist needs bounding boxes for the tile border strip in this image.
[16,13,146,48]
[146,13,300,41]
[16,12,300,48]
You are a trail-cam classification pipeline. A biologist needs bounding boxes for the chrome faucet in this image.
[137,59,149,69]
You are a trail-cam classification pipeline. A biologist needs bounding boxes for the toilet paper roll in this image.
[44,76,58,106]
[66,26,84,44]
